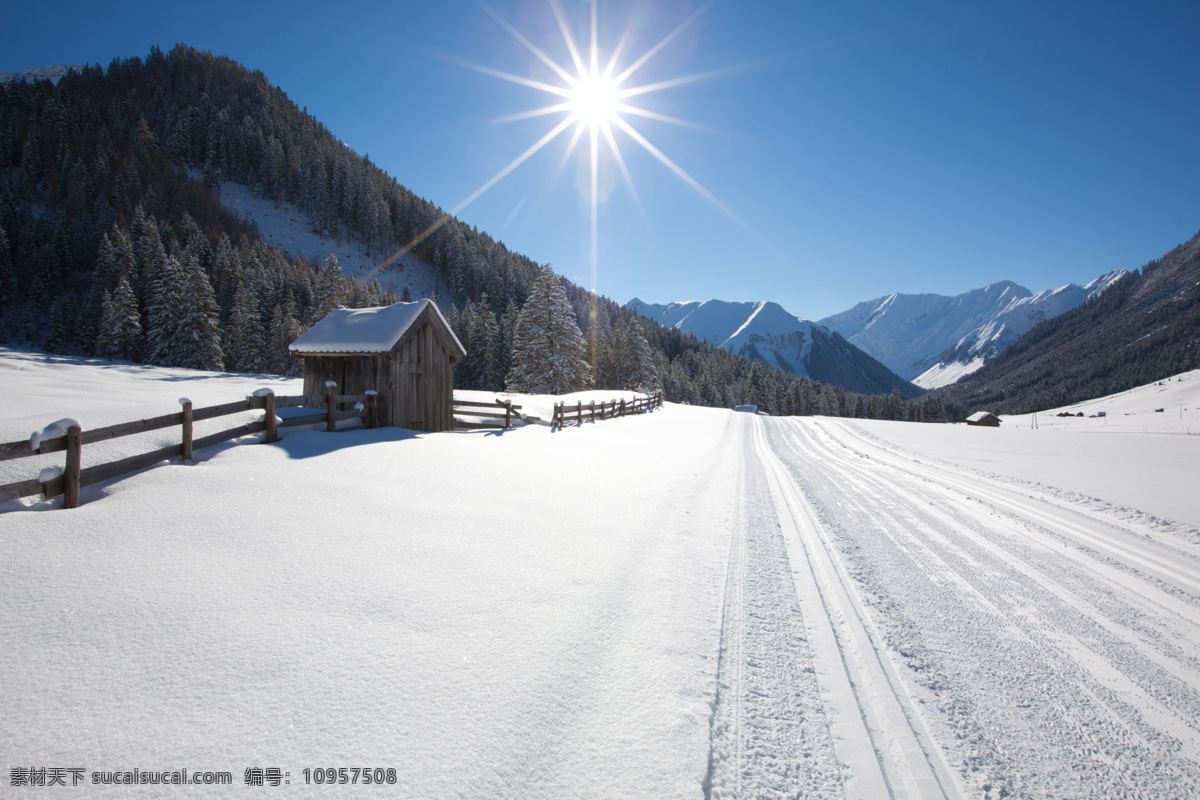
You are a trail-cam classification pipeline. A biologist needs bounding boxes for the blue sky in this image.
[4,1,1198,319]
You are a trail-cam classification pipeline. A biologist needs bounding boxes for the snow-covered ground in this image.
[3,347,1199,798]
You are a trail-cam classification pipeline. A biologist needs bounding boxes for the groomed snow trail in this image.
[716,413,1200,798]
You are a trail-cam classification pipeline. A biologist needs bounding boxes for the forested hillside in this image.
[938,230,1200,418]
[0,44,941,421]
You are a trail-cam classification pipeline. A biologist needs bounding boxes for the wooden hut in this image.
[289,299,466,432]
[965,411,1001,427]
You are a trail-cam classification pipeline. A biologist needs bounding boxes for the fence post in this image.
[366,389,379,429]
[326,381,337,433]
[264,392,278,443]
[590,401,596,422]
[576,401,582,425]
[181,400,194,461]
[620,399,626,417]
[64,425,82,509]
[503,400,512,429]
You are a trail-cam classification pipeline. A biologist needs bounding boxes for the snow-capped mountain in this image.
[626,299,923,398]
[818,271,1126,389]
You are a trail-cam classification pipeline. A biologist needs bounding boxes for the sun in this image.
[368,1,747,295]
[569,70,622,129]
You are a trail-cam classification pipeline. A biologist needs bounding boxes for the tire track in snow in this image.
[749,415,961,800]
[766,415,1200,797]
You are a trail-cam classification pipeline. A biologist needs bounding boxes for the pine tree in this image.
[506,268,591,394]
[614,315,658,393]
[266,295,305,376]
[96,277,144,361]
[224,280,266,373]
[309,253,348,323]
[144,253,188,365]
[463,294,501,390]
[175,248,224,371]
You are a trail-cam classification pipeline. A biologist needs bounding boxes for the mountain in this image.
[819,272,1126,389]
[937,230,1200,417]
[627,298,924,398]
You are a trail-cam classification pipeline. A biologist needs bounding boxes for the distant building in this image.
[734,405,758,413]
[965,411,1001,427]
[290,299,466,432]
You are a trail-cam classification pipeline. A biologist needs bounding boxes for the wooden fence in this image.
[452,398,523,430]
[551,393,664,429]
[0,383,379,509]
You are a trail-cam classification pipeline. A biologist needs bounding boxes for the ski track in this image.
[712,413,1200,798]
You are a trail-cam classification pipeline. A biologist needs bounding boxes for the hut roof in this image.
[289,299,465,357]
[966,411,999,423]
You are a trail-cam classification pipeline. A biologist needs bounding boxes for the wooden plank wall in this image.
[299,319,459,432]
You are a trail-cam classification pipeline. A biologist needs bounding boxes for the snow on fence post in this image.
[64,425,81,509]
[181,399,193,461]
[502,399,512,429]
[325,381,337,433]
[365,390,379,429]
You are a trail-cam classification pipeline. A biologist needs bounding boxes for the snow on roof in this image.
[966,411,998,422]
[289,299,463,355]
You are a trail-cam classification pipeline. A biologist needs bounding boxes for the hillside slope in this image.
[937,229,1200,416]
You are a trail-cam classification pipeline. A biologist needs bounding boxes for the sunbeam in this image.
[367,0,748,295]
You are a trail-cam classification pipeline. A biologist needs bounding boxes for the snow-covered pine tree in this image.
[506,268,591,394]
[144,253,188,366]
[223,280,265,373]
[309,253,348,324]
[609,314,658,393]
[174,248,224,371]
[266,295,305,376]
[95,276,143,361]
[464,294,501,390]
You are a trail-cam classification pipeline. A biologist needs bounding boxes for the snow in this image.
[3,347,1199,798]
[217,182,448,302]
[29,417,81,450]
[289,300,463,355]
[913,355,985,389]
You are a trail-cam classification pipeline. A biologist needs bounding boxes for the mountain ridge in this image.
[818,271,1127,388]
[627,298,923,399]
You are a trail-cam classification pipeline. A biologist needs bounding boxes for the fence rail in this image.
[551,393,663,429]
[0,383,380,509]
[452,398,523,430]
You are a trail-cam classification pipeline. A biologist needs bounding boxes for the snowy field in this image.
[3,347,1199,798]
